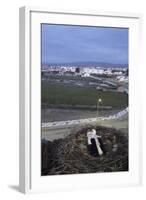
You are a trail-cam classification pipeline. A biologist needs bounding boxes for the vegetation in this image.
[44,74,96,81]
[41,82,128,108]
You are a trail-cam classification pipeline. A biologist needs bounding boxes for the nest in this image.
[41,126,128,175]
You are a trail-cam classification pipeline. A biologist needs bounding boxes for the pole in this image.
[97,98,102,117]
[97,100,99,117]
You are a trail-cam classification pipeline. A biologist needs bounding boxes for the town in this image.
[42,64,128,93]
[41,24,129,176]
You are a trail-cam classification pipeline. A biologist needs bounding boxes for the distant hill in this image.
[42,61,128,68]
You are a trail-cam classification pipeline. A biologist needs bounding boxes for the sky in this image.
[41,24,128,65]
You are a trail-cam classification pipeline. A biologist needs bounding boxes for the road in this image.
[42,107,128,128]
[42,82,128,140]
[42,107,128,140]
[42,117,128,141]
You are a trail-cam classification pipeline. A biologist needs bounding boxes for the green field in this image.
[45,74,96,81]
[41,82,128,108]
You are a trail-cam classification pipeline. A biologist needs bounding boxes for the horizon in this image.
[41,24,128,65]
[42,61,128,67]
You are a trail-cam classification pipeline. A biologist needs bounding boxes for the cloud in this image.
[41,24,128,64]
